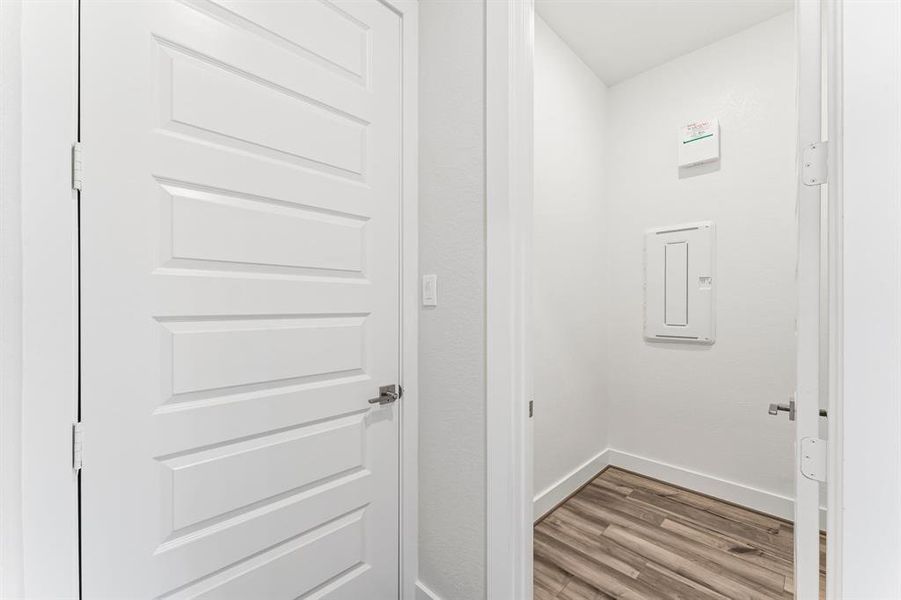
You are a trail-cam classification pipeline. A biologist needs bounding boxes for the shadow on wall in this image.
[679,160,722,179]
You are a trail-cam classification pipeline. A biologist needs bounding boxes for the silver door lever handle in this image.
[369,384,401,406]
[768,399,796,421]
[768,400,827,421]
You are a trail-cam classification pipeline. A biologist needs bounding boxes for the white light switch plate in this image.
[422,274,438,307]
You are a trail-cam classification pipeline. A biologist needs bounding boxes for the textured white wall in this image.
[1,1,80,596]
[0,1,24,595]
[841,0,901,595]
[532,17,609,498]
[604,13,797,499]
[418,1,486,598]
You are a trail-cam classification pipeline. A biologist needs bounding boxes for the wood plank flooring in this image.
[534,467,826,600]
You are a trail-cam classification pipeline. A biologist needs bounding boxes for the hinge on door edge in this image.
[802,141,828,186]
[71,142,83,191]
[72,422,84,471]
[800,437,826,482]
[528,400,534,418]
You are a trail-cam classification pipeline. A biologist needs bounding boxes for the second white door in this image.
[80,1,403,597]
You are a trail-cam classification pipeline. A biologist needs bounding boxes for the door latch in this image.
[368,384,401,406]
[72,421,84,471]
[71,142,83,191]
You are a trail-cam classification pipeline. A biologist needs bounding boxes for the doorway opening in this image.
[528,1,830,598]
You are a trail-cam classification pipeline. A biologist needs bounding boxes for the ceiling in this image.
[535,0,794,86]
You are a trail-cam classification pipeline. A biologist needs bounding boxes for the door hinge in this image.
[71,142,83,191]
[802,141,827,186]
[800,437,826,482]
[528,400,534,418]
[72,421,84,472]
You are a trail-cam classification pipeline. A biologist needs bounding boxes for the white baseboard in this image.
[533,449,611,521]
[607,449,796,520]
[415,581,443,600]
[533,447,827,529]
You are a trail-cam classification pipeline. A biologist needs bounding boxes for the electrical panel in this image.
[644,222,715,344]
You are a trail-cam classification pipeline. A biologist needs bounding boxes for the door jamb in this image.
[485,1,534,598]
[824,0,843,596]
[390,0,421,598]
[0,0,80,597]
[795,0,827,594]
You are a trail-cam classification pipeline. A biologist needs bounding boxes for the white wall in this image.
[418,1,486,598]
[840,0,901,595]
[532,17,609,514]
[604,13,798,501]
[0,2,79,597]
[0,1,25,594]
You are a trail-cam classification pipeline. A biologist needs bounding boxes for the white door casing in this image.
[80,1,403,597]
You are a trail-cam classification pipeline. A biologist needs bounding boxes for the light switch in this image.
[422,274,438,307]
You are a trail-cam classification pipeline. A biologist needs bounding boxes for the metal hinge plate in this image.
[800,437,826,482]
[802,141,827,186]
[71,143,83,191]
[528,400,534,418]
[72,422,84,471]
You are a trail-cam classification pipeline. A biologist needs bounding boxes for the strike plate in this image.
[802,142,828,186]
[800,437,827,482]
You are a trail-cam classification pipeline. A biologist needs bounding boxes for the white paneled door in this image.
[80,1,402,597]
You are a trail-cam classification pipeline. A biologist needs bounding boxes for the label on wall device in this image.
[678,118,720,167]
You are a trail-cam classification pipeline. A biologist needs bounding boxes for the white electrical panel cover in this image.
[644,222,715,343]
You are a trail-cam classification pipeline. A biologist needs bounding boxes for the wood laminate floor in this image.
[534,467,826,600]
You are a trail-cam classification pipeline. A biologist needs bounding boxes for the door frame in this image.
[838,0,901,594]
[0,0,419,597]
[394,1,420,598]
[485,1,534,598]
[0,1,80,597]
[823,0,843,593]
[484,0,845,598]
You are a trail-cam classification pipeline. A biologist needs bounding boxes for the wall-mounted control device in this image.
[678,118,720,167]
[644,222,715,344]
[422,274,438,307]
